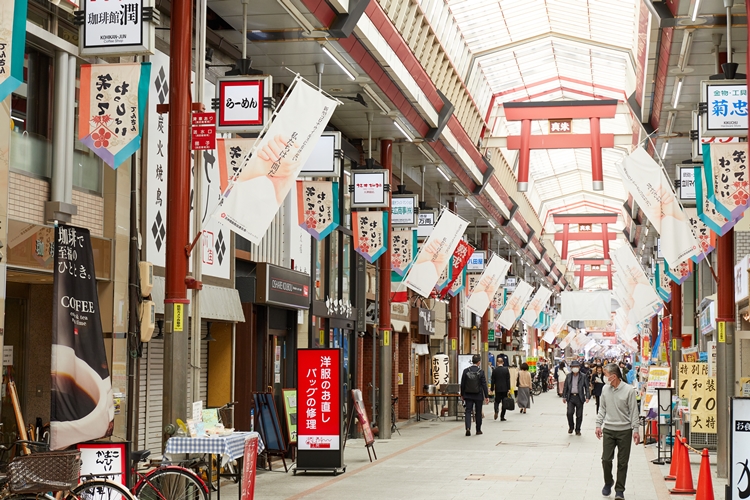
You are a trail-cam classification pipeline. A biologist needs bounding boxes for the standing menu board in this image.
[282,388,297,444]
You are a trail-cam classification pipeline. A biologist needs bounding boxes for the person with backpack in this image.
[460,354,489,436]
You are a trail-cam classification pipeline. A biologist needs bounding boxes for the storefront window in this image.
[11,47,52,178]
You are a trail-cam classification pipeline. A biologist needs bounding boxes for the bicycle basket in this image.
[9,450,81,493]
[218,407,233,428]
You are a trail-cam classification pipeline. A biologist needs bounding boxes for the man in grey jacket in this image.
[595,363,641,500]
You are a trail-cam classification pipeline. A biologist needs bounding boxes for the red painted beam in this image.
[555,232,618,241]
[572,258,609,265]
[503,102,618,120]
[507,133,615,150]
[553,214,619,224]
[573,270,612,277]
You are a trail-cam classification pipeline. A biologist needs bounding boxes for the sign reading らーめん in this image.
[256,263,310,309]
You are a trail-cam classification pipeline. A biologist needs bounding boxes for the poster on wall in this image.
[51,226,115,450]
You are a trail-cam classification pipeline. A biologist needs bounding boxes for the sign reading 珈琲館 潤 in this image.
[80,0,156,56]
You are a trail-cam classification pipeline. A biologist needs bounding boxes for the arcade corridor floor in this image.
[234,391,721,499]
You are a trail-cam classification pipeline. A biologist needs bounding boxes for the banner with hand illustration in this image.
[465,254,511,316]
[520,286,553,326]
[498,280,534,330]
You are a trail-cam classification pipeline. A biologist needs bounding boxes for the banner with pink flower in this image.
[664,258,692,285]
[352,211,388,263]
[702,143,750,220]
[296,180,339,240]
[685,207,715,263]
[391,228,417,276]
[79,63,151,169]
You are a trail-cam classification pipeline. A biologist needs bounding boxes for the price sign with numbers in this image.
[690,374,717,434]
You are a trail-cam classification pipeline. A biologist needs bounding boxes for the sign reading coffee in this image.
[51,226,115,450]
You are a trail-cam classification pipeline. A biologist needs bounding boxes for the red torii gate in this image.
[503,100,618,192]
[552,213,619,262]
[572,257,613,290]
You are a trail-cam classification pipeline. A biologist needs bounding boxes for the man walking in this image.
[490,356,511,421]
[537,358,550,392]
[562,360,590,435]
[596,363,640,500]
[461,354,489,436]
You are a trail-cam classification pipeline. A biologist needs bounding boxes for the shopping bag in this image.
[502,396,515,412]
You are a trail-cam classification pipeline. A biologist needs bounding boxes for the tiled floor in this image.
[216,390,725,499]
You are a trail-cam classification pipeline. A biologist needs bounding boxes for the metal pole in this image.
[481,232,489,376]
[716,228,734,478]
[51,51,68,205]
[163,0,193,441]
[448,200,459,383]
[378,138,393,439]
[670,282,682,382]
[190,0,207,408]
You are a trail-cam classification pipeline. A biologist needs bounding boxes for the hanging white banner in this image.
[215,78,339,244]
[497,280,534,330]
[465,254,511,316]
[561,290,612,321]
[543,315,565,343]
[404,210,468,297]
[520,286,553,326]
[610,245,663,325]
[616,148,698,266]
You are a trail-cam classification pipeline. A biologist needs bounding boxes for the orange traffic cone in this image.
[670,437,696,495]
[665,430,682,480]
[695,448,714,500]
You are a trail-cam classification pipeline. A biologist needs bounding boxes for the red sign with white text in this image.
[191,112,216,150]
[297,349,341,451]
[439,240,475,299]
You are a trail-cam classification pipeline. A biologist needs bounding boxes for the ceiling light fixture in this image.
[678,29,695,72]
[671,78,684,108]
[503,236,510,243]
[488,220,497,229]
[321,46,356,81]
[393,120,413,142]
[660,141,669,159]
[466,198,478,210]
[360,84,390,114]
[436,165,451,181]
[452,181,468,197]
[691,0,702,22]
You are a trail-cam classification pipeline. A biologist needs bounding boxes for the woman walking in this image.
[591,364,605,414]
[516,363,532,414]
[555,360,568,397]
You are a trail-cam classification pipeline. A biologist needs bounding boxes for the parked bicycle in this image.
[531,373,545,396]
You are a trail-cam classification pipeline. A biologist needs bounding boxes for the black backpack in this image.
[465,368,482,394]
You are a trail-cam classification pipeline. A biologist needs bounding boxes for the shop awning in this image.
[152,276,245,322]
[391,320,410,334]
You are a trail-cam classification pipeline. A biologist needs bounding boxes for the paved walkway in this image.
[218,389,726,499]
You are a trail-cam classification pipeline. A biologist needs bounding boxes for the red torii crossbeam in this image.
[553,213,619,262]
[503,100,618,192]
[571,257,613,290]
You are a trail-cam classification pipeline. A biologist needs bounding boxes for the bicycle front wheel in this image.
[67,479,136,500]
[134,468,209,500]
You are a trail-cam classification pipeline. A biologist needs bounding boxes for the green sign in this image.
[488,329,495,342]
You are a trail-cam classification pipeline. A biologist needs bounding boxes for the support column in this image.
[716,229,735,478]
[481,232,490,376]
[378,138,393,439]
[517,119,531,192]
[590,116,603,191]
[162,0,193,442]
[448,200,459,383]
[670,281,682,382]
[579,266,585,289]
[650,314,659,361]
[561,223,569,261]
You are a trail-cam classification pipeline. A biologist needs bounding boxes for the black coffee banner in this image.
[51,225,114,450]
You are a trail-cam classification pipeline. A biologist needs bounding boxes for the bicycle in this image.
[75,447,209,500]
[531,373,544,396]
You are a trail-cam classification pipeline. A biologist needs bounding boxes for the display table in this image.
[165,432,264,500]
[415,394,463,422]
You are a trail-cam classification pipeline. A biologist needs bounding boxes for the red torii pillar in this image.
[552,213,619,262]
[504,100,618,192]
[572,258,613,289]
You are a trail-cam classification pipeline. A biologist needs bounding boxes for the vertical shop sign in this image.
[296,181,339,240]
[297,349,341,451]
[191,112,216,151]
[0,0,26,101]
[79,63,151,169]
[352,211,387,263]
[51,226,115,450]
[79,0,156,56]
[731,398,750,500]
[690,374,718,434]
[439,240,474,299]
[240,434,259,500]
[685,207,715,263]
[391,228,417,277]
[215,77,339,245]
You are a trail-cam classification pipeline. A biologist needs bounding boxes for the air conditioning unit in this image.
[140,300,155,342]
[139,261,154,297]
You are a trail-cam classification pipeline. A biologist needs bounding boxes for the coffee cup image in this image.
[51,344,115,450]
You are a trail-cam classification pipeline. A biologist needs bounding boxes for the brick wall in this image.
[9,172,48,224]
[397,331,411,419]
[362,333,375,425]
[71,189,104,237]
